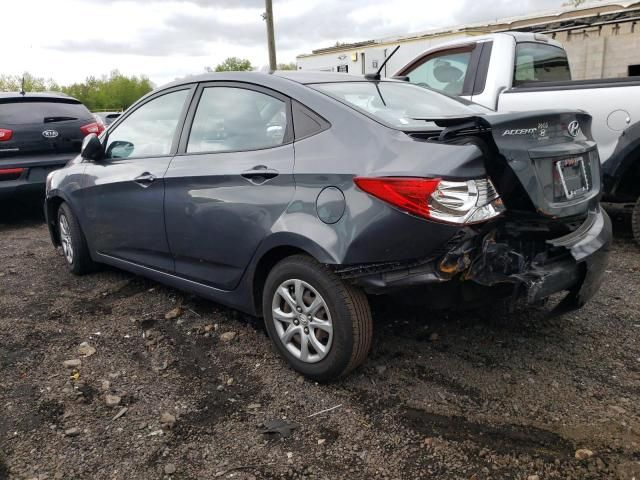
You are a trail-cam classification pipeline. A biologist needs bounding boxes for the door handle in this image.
[133,172,156,187]
[241,165,279,183]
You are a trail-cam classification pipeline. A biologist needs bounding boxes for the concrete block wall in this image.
[554,22,640,79]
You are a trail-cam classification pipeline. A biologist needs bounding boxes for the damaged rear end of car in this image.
[343,109,611,313]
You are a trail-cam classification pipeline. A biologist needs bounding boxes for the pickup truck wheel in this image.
[263,255,373,381]
[633,196,640,246]
[58,203,96,275]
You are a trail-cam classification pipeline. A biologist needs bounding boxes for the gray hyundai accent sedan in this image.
[45,71,611,380]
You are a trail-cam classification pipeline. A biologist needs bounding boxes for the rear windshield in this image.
[311,81,485,129]
[513,42,571,86]
[0,100,92,125]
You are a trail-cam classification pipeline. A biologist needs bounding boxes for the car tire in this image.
[263,255,373,381]
[58,202,96,275]
[633,196,640,247]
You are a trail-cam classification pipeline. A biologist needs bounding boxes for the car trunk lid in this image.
[424,110,600,219]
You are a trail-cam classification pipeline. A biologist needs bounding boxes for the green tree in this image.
[61,70,153,111]
[277,62,297,71]
[0,72,59,92]
[212,57,253,72]
[0,71,152,111]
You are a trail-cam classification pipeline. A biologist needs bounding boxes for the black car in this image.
[93,111,122,127]
[45,72,611,380]
[0,92,103,200]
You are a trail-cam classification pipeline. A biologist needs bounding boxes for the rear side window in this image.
[292,100,330,140]
[404,48,473,96]
[0,101,91,125]
[187,87,288,153]
[513,43,571,86]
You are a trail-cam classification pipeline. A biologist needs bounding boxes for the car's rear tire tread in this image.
[632,196,640,246]
[339,279,373,376]
[58,202,96,275]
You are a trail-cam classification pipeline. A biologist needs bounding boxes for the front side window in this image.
[187,87,287,153]
[513,43,571,86]
[312,81,486,130]
[105,89,189,159]
[404,49,473,96]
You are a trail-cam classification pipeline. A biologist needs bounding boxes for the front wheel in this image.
[263,255,373,381]
[633,196,640,246]
[58,202,96,275]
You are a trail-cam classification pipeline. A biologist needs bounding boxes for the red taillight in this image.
[80,122,105,136]
[354,177,440,219]
[0,129,13,141]
[0,168,25,180]
[354,176,505,224]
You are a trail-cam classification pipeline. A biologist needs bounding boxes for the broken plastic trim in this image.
[339,215,591,307]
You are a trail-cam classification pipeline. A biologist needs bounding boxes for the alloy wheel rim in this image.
[271,279,333,363]
[59,214,74,264]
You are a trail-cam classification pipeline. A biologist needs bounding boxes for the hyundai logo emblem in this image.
[567,121,581,138]
[42,129,59,139]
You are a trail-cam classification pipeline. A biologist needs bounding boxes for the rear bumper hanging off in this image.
[343,207,612,311]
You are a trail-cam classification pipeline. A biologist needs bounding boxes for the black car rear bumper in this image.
[0,154,72,199]
[343,207,611,311]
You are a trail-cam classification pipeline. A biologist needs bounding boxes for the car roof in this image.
[160,71,397,90]
[0,91,82,104]
[272,71,376,84]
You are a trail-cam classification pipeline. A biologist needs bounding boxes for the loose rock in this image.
[77,342,96,357]
[220,331,237,342]
[160,412,176,428]
[164,463,176,475]
[575,449,594,460]
[105,394,121,407]
[64,427,81,437]
[165,307,182,320]
[63,359,81,369]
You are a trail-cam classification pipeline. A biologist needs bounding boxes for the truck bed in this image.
[507,76,640,93]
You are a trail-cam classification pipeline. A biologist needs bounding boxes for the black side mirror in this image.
[81,134,104,161]
[105,140,135,159]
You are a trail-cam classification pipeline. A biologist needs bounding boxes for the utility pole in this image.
[264,0,277,71]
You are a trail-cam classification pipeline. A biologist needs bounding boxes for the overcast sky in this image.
[3,0,566,87]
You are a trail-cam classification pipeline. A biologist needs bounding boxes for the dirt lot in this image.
[1,204,639,480]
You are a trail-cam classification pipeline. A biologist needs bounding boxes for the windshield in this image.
[311,81,486,129]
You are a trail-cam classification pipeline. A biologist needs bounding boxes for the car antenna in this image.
[364,45,400,81]
[20,75,26,96]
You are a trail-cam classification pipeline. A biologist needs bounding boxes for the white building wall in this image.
[296,33,472,77]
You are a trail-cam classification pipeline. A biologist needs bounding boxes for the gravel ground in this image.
[1,203,639,480]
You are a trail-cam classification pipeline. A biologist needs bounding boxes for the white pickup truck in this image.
[395,32,640,243]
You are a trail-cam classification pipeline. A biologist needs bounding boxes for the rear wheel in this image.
[263,255,373,381]
[58,202,96,275]
[633,196,640,246]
